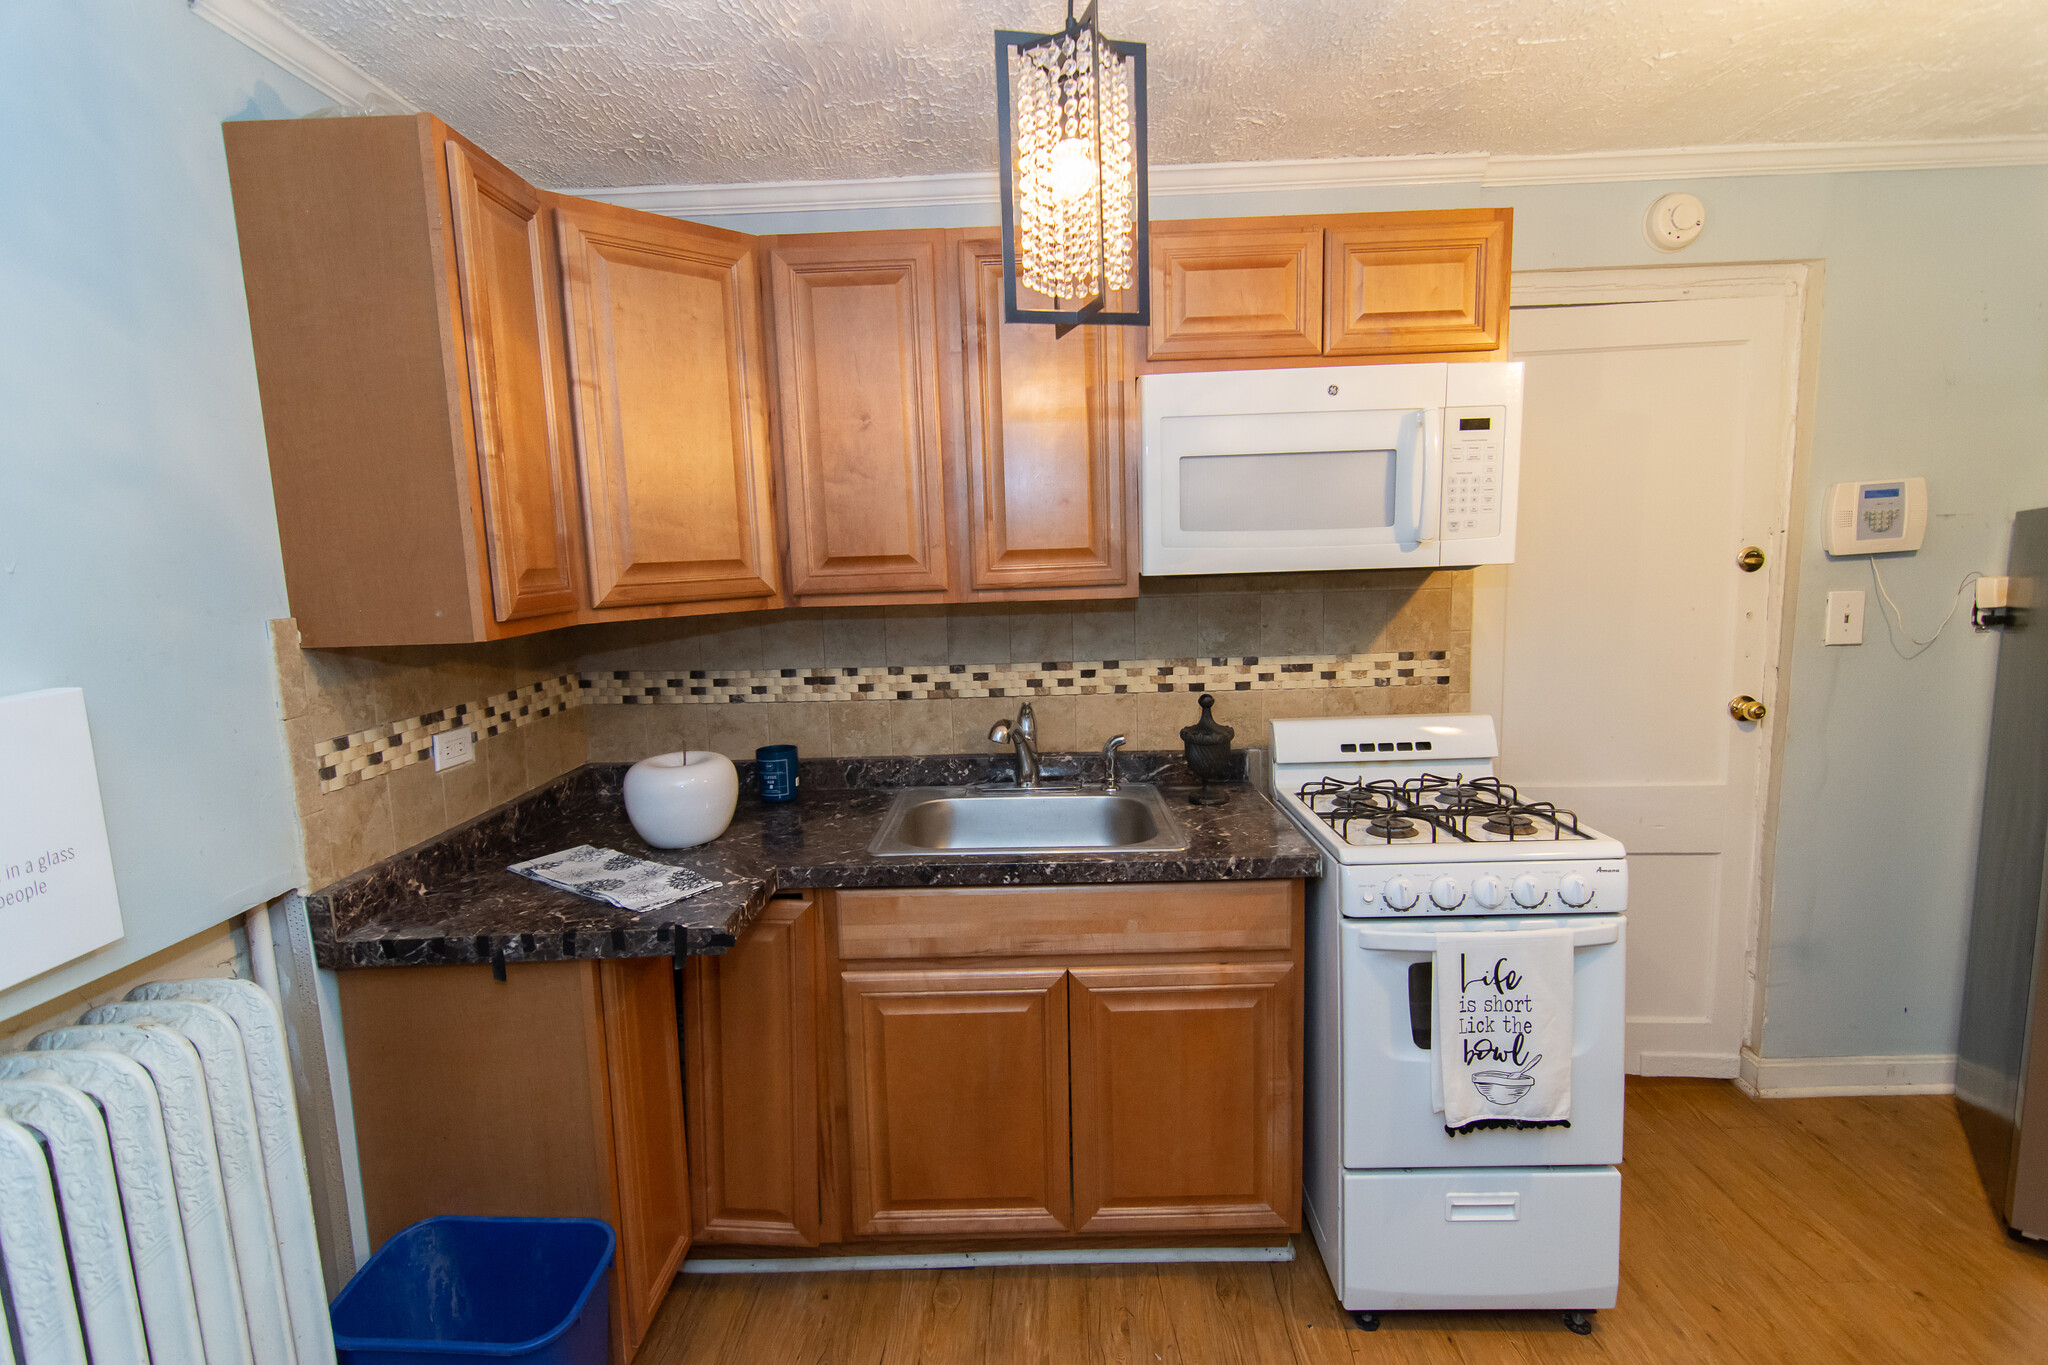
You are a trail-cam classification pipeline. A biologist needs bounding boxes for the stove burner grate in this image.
[1295,773,1590,844]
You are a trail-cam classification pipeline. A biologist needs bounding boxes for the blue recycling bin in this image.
[330,1216,614,1364]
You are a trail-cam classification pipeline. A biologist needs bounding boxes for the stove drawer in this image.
[1339,1166,1619,1311]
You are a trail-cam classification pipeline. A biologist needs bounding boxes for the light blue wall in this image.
[0,2,327,1019]
[697,166,2048,1061]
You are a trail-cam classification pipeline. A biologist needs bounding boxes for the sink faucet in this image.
[988,702,1042,788]
[1101,734,1127,792]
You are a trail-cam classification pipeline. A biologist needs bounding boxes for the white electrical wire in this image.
[1867,559,1979,659]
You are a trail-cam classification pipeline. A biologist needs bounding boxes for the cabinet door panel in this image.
[1147,226,1323,360]
[555,202,779,609]
[1325,212,1510,356]
[598,958,692,1357]
[767,240,950,596]
[960,238,1129,591]
[443,141,579,621]
[841,968,1071,1236]
[684,896,819,1246]
[1069,962,1297,1234]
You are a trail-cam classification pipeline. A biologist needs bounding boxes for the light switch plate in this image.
[1824,590,1865,646]
[432,727,475,771]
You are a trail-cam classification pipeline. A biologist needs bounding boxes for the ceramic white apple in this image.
[623,750,738,849]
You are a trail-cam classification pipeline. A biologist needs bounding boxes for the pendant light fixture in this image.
[995,0,1149,333]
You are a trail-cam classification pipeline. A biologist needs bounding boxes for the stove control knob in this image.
[1558,873,1594,908]
[1511,874,1548,908]
[1471,874,1508,909]
[1429,876,1465,911]
[1381,876,1419,911]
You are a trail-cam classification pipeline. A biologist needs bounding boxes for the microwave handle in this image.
[1403,411,1440,548]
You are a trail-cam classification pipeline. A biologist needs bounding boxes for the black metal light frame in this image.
[995,1,1149,333]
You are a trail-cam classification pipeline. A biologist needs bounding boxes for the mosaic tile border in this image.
[312,651,1453,795]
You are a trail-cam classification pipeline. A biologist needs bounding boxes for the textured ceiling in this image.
[272,0,2048,188]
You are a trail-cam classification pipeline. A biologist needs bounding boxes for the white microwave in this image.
[1140,361,1523,574]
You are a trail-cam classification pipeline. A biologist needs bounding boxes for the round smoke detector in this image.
[1646,192,1706,251]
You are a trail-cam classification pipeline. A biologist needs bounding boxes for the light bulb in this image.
[1048,137,1095,202]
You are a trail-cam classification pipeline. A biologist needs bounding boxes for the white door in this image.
[1488,287,1800,1077]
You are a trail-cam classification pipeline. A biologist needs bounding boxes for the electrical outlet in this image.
[432,727,475,772]
[1824,590,1865,646]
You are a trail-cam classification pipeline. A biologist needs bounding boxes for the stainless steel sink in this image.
[867,784,1188,856]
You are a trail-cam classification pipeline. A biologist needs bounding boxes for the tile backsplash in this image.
[272,570,1471,888]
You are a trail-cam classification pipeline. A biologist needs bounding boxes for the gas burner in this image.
[1432,785,1488,806]
[1366,816,1421,840]
[1484,812,1539,836]
[1294,772,1592,845]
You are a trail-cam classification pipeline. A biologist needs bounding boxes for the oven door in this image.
[1341,915,1625,1169]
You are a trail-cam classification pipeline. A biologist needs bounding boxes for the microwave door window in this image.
[1178,448,1398,534]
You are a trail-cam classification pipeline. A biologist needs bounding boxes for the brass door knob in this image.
[1738,546,1766,572]
[1729,695,1767,722]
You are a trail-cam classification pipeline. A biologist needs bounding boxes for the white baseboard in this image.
[1736,1048,1956,1097]
[1633,1052,1742,1079]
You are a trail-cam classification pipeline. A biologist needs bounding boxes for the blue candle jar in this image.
[756,744,800,803]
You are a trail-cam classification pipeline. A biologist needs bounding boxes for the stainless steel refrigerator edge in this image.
[1957,506,2048,1238]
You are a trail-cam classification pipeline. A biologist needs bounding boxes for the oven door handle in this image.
[1357,922,1620,952]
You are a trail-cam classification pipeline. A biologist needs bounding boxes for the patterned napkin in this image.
[509,844,722,913]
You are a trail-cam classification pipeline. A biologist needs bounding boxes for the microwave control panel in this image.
[1443,406,1507,540]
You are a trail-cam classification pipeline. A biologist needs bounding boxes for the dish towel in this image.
[509,844,722,913]
[1435,927,1575,1135]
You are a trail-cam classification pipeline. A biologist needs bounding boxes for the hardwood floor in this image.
[636,1079,2048,1363]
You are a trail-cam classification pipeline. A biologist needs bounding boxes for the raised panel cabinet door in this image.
[1324,210,1512,356]
[443,141,580,621]
[840,967,1071,1236]
[1068,962,1298,1234]
[766,238,951,597]
[554,201,781,610]
[683,896,820,1246]
[597,958,692,1358]
[1147,225,1323,360]
[959,237,1130,592]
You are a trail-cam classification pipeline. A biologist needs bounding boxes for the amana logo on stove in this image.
[1596,865,1620,873]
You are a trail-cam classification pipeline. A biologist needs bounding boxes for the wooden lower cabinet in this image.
[1068,963,1298,1233]
[682,895,821,1245]
[840,967,1074,1236]
[339,958,689,1363]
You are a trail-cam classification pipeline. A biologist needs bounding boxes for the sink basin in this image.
[867,784,1188,856]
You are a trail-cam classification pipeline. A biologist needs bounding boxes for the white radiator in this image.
[0,978,336,1365]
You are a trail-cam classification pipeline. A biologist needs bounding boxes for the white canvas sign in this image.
[1,689,125,991]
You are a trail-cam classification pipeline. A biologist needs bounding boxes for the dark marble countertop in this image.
[306,751,1322,970]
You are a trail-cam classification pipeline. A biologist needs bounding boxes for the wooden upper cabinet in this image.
[553,199,781,610]
[443,142,582,622]
[1324,209,1512,356]
[958,237,1132,593]
[1068,962,1298,1235]
[1147,223,1324,360]
[683,896,820,1247]
[840,966,1072,1237]
[765,234,952,599]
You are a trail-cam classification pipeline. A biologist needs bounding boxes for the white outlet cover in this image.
[432,727,476,771]
[1646,192,1705,252]
[1824,590,1866,646]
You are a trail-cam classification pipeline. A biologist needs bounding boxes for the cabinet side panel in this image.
[337,963,610,1248]
[598,958,692,1356]
[223,116,479,645]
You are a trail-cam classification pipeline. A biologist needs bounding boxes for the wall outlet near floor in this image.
[432,727,475,771]
[1824,590,1865,646]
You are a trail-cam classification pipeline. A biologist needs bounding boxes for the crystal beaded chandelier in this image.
[995,1,1149,332]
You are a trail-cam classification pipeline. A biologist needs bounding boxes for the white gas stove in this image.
[1271,713,1626,1334]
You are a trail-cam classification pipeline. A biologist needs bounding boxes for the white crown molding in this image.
[190,0,415,115]
[570,136,2048,219]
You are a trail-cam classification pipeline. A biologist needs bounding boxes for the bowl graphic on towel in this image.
[1470,1054,1542,1106]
